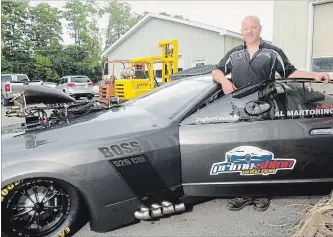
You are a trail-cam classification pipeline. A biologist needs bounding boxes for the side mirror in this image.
[244,100,271,116]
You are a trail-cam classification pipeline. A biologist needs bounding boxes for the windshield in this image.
[71,77,91,83]
[128,79,214,119]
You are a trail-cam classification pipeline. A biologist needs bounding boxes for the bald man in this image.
[212,15,330,94]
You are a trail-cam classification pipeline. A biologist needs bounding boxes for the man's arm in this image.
[275,47,330,84]
[212,50,237,93]
[289,70,330,84]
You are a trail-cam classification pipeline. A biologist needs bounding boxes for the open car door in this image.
[179,80,333,197]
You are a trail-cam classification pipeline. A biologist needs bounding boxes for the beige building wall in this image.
[273,1,310,69]
[273,0,333,93]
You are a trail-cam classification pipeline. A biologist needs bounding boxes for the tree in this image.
[158,12,189,20]
[63,0,89,46]
[1,0,33,74]
[33,55,54,81]
[103,0,140,48]
[61,0,103,80]
[29,3,62,50]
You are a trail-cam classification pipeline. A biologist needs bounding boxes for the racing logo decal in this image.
[98,141,143,158]
[210,146,296,176]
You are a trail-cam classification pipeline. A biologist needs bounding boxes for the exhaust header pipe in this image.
[134,201,186,221]
[134,207,151,220]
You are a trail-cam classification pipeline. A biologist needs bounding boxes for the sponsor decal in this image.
[1,180,23,201]
[195,115,239,123]
[275,108,333,117]
[56,226,71,237]
[210,146,296,176]
[98,141,143,158]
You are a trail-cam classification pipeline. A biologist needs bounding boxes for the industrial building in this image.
[273,0,333,75]
[101,13,244,79]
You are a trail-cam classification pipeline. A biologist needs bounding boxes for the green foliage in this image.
[1,0,188,83]
[33,55,53,81]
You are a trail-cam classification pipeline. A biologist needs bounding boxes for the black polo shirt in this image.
[214,39,297,88]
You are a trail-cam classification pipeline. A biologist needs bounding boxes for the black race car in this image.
[2,68,333,237]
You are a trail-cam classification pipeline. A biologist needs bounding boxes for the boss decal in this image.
[98,141,143,158]
[210,146,296,176]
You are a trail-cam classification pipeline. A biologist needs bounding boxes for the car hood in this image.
[2,105,172,161]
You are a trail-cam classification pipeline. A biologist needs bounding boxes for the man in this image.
[213,15,330,212]
[212,15,330,94]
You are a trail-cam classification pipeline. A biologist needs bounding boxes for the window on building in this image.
[312,57,333,72]
[191,59,206,68]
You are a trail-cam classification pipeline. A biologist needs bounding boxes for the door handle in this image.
[310,128,333,135]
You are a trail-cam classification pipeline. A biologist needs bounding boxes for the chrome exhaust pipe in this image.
[134,207,151,220]
[150,203,163,218]
[161,201,175,215]
[174,203,186,212]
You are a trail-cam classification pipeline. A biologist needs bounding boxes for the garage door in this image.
[312,1,333,74]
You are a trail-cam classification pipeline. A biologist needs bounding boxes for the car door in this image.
[179,81,333,197]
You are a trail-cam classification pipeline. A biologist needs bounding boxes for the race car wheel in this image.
[245,154,252,163]
[1,178,85,237]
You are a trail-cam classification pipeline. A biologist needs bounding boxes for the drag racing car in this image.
[1,66,333,237]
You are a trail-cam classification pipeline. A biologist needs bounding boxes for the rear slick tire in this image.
[1,178,86,237]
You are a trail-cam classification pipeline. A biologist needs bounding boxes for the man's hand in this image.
[212,69,237,94]
[222,79,237,94]
[314,72,330,84]
[289,70,330,84]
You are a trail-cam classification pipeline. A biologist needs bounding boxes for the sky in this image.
[30,0,274,45]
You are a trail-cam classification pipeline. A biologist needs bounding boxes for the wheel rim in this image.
[3,179,71,237]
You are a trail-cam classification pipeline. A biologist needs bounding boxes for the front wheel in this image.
[1,178,86,237]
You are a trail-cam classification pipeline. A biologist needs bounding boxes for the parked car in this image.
[55,75,94,100]
[1,74,44,106]
[1,67,333,237]
[93,80,102,96]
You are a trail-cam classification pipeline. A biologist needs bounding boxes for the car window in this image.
[273,82,333,119]
[181,81,275,125]
[17,75,29,82]
[70,77,90,83]
[127,79,215,119]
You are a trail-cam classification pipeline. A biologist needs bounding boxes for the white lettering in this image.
[195,115,239,123]
[287,111,294,116]
[275,108,333,118]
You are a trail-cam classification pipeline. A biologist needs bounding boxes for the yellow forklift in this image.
[113,39,179,101]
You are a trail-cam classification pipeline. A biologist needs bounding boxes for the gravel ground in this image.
[76,196,324,237]
[0,104,328,237]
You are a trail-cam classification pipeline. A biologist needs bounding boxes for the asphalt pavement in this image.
[0,104,327,237]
